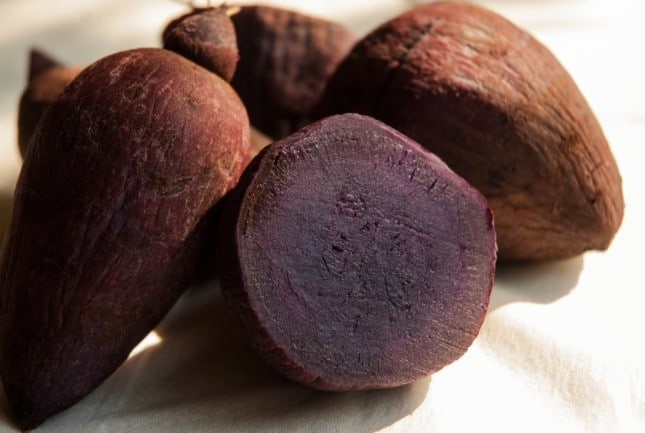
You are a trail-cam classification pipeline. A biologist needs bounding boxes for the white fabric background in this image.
[0,0,643,431]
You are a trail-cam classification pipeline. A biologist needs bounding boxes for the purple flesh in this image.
[218,113,496,390]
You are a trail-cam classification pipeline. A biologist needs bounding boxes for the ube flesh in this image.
[218,114,496,390]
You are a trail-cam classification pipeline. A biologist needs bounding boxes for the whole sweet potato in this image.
[0,48,249,429]
[315,2,624,261]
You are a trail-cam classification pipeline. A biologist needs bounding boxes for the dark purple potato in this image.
[230,5,356,139]
[0,48,250,429]
[315,2,624,262]
[217,113,496,390]
[18,49,82,157]
[162,6,239,82]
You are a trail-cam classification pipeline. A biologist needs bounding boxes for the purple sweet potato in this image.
[230,5,356,139]
[217,113,496,390]
[162,6,239,82]
[0,48,249,429]
[17,49,82,158]
[315,2,624,261]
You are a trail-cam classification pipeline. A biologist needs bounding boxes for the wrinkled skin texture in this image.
[163,6,239,82]
[0,48,250,429]
[315,2,624,261]
[217,114,496,391]
[18,49,82,158]
[230,5,355,139]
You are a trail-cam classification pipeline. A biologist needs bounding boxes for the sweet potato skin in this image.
[230,5,355,139]
[316,2,624,261]
[0,48,249,429]
[163,6,239,82]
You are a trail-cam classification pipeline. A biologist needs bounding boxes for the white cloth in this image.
[0,1,643,432]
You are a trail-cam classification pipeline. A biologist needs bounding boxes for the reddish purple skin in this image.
[163,7,239,82]
[218,114,496,391]
[230,5,355,139]
[0,48,250,429]
[315,2,624,261]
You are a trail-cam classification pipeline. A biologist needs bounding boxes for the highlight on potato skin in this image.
[315,2,624,262]
[0,48,250,430]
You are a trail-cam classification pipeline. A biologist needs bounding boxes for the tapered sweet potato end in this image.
[18,64,82,158]
[3,380,61,430]
[230,5,356,139]
[27,48,61,82]
[163,6,239,81]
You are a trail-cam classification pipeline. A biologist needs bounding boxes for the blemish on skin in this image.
[184,97,198,109]
[336,190,366,218]
[123,82,149,102]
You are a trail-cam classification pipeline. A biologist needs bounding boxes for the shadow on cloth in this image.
[490,255,584,310]
[32,284,428,432]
